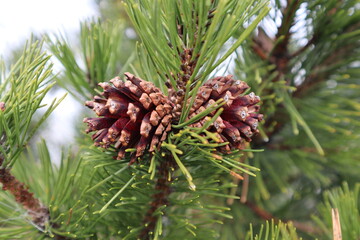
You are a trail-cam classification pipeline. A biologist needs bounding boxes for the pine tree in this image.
[0,0,359,239]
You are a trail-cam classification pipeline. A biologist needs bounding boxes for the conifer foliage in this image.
[0,0,359,239]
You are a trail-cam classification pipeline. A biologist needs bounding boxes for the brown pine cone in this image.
[84,72,173,163]
[84,73,262,162]
[187,75,263,152]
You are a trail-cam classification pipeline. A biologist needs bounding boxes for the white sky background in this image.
[0,0,97,56]
[0,0,98,163]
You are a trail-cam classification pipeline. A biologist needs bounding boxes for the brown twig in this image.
[139,156,176,239]
[240,173,249,204]
[1,101,67,239]
[227,177,240,205]
[0,167,49,229]
[243,200,322,235]
[244,201,274,220]
[0,158,67,239]
[268,0,301,80]
[290,36,315,58]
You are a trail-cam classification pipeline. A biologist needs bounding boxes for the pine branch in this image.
[140,155,176,239]
[0,40,69,239]
[252,0,354,146]
[0,1,355,239]
[250,1,305,150]
[0,157,68,240]
[0,166,49,229]
[250,0,360,154]
[0,39,64,168]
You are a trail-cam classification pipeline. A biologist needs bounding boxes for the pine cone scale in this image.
[107,118,129,141]
[140,112,153,138]
[83,118,116,133]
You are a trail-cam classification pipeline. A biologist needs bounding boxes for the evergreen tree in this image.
[0,0,359,239]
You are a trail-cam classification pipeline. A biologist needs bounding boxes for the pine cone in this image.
[84,73,173,163]
[84,73,262,161]
[187,75,263,152]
